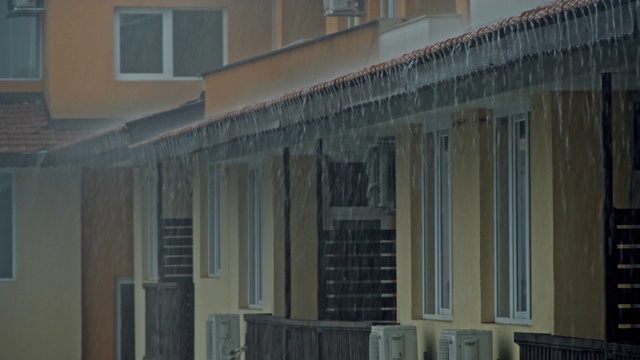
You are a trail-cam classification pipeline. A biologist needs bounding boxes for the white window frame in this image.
[247,164,262,308]
[148,166,159,281]
[421,129,453,320]
[114,8,227,81]
[0,10,42,80]
[493,112,531,324]
[0,171,16,282]
[207,164,221,277]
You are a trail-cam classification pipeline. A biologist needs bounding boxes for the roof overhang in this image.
[131,0,640,164]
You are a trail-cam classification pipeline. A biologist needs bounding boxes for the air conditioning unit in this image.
[323,0,365,16]
[206,314,241,360]
[8,0,46,16]
[437,330,492,360]
[369,325,417,360]
[366,140,395,209]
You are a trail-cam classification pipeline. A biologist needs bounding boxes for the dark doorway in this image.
[116,278,135,360]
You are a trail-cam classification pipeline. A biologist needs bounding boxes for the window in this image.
[115,8,225,80]
[247,166,262,307]
[380,0,396,18]
[208,164,221,277]
[422,130,452,319]
[0,172,14,280]
[0,7,40,79]
[494,112,531,322]
[148,166,158,281]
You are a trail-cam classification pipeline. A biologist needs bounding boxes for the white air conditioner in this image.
[323,0,365,16]
[366,140,395,209]
[437,330,492,360]
[8,0,45,16]
[369,325,417,360]
[206,314,241,360]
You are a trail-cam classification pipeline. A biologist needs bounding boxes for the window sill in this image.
[0,278,16,282]
[494,317,532,326]
[248,304,263,310]
[115,75,200,81]
[423,314,453,322]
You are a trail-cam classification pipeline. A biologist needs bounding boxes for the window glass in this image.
[438,133,451,311]
[422,130,452,317]
[173,10,224,77]
[494,113,530,321]
[116,9,224,79]
[514,119,529,314]
[0,7,40,79]
[248,167,262,306]
[119,13,163,74]
[495,117,511,318]
[0,173,14,279]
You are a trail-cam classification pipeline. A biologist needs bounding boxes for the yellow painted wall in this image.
[189,154,284,360]
[290,155,319,320]
[204,22,380,116]
[395,105,557,359]
[42,0,272,120]
[539,91,619,340]
[0,167,82,360]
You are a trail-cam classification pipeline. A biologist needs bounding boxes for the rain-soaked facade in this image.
[1,1,640,360]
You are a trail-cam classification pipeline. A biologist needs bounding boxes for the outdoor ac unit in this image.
[206,314,241,360]
[8,0,45,15]
[323,0,365,16]
[437,329,492,360]
[369,325,417,360]
[366,140,395,209]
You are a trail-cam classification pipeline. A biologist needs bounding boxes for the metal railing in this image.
[515,333,640,360]
[244,314,373,360]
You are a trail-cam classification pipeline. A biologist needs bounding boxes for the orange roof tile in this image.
[0,97,87,154]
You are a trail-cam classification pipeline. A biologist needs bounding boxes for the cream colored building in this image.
[5,0,640,360]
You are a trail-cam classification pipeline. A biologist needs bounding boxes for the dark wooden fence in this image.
[515,333,640,360]
[244,314,372,360]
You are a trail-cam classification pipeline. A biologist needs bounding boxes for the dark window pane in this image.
[0,173,13,279]
[120,13,163,74]
[495,117,510,318]
[329,163,369,207]
[0,6,40,79]
[173,10,224,77]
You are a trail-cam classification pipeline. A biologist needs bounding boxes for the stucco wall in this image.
[204,22,380,117]
[43,0,272,120]
[395,105,557,359]
[190,155,283,360]
[0,167,82,360]
[81,168,134,360]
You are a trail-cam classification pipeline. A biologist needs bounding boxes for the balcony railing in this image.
[244,314,373,360]
[515,333,640,360]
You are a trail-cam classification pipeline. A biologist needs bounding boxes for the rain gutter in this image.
[130,0,638,163]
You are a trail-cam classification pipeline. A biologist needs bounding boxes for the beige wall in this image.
[81,168,134,360]
[539,91,623,340]
[42,0,272,120]
[290,155,319,320]
[395,104,557,359]
[190,154,284,360]
[204,22,380,116]
[0,167,82,360]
